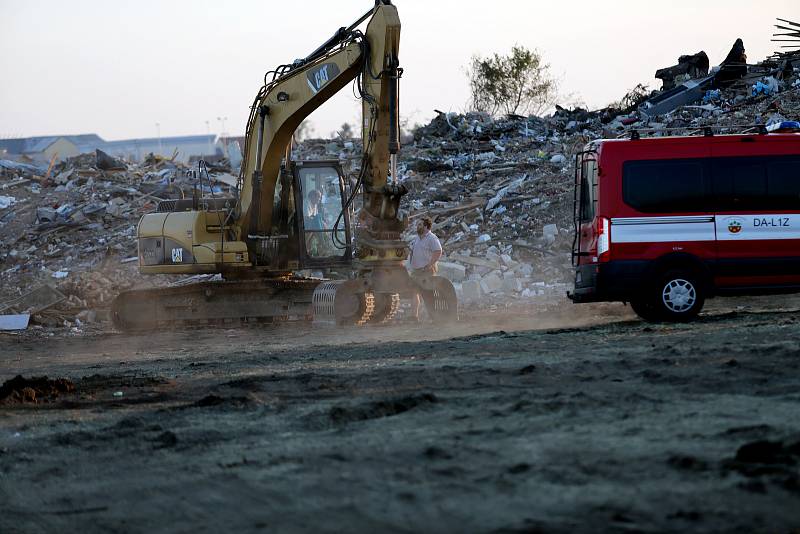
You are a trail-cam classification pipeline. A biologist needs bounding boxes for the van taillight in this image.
[596,216,610,262]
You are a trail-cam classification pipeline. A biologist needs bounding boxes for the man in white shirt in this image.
[408,216,442,320]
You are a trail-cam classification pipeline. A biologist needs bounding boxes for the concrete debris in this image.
[640,33,800,116]
[0,284,65,315]
[0,159,45,176]
[436,261,467,283]
[640,75,714,118]
[479,272,504,295]
[0,195,16,209]
[1,150,238,331]
[713,38,749,89]
[95,149,126,171]
[461,279,482,302]
[0,313,31,331]
[655,51,710,90]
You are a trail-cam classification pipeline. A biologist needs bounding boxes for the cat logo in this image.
[725,217,743,234]
[171,248,183,263]
[306,63,341,94]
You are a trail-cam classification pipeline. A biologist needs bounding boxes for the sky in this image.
[0,0,796,141]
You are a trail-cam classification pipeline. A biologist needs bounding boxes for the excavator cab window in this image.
[294,162,351,265]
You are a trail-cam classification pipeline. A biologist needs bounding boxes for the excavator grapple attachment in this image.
[311,275,456,326]
[418,275,459,323]
[312,280,375,326]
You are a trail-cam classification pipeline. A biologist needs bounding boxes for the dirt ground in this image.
[2,297,800,533]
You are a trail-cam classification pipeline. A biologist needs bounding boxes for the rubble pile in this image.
[388,43,800,310]
[399,111,581,308]
[2,25,799,330]
[303,37,794,311]
[0,150,235,331]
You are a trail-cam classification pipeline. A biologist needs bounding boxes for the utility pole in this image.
[217,116,229,157]
[216,116,228,138]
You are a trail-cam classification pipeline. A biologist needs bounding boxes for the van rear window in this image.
[623,159,708,213]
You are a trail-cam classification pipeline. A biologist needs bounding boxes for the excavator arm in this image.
[238,1,401,257]
[238,41,363,241]
[114,1,456,330]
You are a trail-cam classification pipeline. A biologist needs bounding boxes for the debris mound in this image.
[0,375,76,404]
[0,150,237,331]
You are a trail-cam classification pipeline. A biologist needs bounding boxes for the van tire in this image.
[630,298,661,322]
[651,269,705,322]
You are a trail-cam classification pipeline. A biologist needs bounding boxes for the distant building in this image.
[217,136,245,155]
[0,134,104,163]
[29,138,79,163]
[0,133,217,164]
[217,136,245,170]
[100,135,217,163]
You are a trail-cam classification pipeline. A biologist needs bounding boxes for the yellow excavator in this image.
[111,1,457,330]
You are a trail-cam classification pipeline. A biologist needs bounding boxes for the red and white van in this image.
[569,123,800,321]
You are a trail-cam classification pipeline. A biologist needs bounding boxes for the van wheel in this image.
[652,269,705,322]
[630,298,661,322]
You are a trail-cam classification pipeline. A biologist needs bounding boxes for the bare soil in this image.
[1,298,800,533]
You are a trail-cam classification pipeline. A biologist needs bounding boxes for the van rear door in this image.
[574,151,599,264]
[712,140,800,289]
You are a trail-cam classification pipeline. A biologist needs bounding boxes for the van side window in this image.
[712,158,767,210]
[623,159,707,213]
[767,157,800,210]
[713,156,800,210]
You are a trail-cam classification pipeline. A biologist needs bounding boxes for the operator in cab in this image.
[408,216,442,321]
[305,189,324,230]
[305,189,337,258]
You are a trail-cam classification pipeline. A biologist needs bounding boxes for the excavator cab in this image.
[258,159,352,272]
[291,160,352,268]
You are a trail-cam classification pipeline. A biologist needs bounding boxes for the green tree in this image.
[468,45,557,116]
[607,83,650,114]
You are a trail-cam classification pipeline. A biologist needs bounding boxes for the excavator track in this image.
[369,293,400,324]
[111,278,322,331]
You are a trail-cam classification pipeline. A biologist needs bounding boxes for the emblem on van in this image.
[725,217,743,234]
